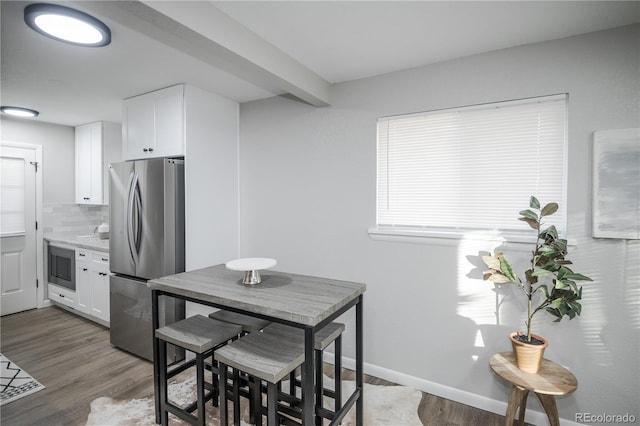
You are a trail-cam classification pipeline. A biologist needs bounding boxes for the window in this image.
[373,94,567,241]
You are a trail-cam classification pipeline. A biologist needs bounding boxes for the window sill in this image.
[368,227,576,247]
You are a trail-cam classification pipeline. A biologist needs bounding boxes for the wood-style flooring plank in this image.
[1,306,513,425]
[1,306,155,425]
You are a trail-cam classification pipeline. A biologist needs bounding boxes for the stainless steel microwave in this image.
[48,245,75,291]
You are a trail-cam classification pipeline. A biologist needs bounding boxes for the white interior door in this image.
[0,145,37,315]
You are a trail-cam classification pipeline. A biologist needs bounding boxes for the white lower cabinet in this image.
[76,259,91,312]
[48,284,76,309]
[75,249,110,325]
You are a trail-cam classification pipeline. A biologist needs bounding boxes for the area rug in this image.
[0,353,46,406]
[86,374,423,425]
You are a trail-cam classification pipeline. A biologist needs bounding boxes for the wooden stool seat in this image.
[490,352,578,426]
[155,315,242,426]
[156,314,243,353]
[209,310,272,334]
[262,322,345,424]
[216,329,305,384]
[262,322,345,350]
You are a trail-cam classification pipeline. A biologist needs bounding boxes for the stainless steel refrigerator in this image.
[109,158,185,362]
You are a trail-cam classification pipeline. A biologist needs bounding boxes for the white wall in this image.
[183,85,240,318]
[1,117,75,203]
[239,25,640,423]
[184,84,240,271]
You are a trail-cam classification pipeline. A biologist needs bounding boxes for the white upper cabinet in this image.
[122,84,184,160]
[75,121,121,205]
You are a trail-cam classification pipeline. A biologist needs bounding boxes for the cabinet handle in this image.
[148,147,154,152]
[82,268,88,271]
[60,294,65,298]
[143,148,148,152]
[79,253,86,257]
[101,258,108,262]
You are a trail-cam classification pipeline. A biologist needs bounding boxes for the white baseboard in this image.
[323,352,582,426]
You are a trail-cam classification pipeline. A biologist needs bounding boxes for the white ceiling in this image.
[1,1,638,127]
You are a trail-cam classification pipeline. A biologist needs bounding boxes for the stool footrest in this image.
[165,400,199,424]
[182,387,216,413]
[167,358,198,379]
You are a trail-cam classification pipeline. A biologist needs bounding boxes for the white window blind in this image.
[0,157,27,236]
[376,94,567,238]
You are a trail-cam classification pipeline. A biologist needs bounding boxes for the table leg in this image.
[303,326,315,426]
[536,393,560,426]
[152,290,161,424]
[356,295,364,426]
[505,386,528,426]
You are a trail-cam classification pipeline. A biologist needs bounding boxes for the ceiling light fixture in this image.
[24,3,111,47]
[0,106,40,118]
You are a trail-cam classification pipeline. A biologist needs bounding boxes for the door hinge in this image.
[30,161,39,172]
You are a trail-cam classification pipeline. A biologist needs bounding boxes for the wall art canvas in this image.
[592,128,640,239]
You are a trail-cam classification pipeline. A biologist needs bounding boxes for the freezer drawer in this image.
[109,275,184,362]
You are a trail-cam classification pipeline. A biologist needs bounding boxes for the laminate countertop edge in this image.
[45,233,110,253]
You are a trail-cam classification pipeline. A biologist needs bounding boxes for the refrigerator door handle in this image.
[126,172,139,265]
[133,176,142,255]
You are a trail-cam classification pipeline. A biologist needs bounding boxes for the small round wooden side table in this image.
[490,352,578,426]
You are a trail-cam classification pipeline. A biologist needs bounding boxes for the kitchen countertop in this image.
[44,232,109,253]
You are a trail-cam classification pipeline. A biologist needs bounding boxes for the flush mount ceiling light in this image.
[24,3,111,47]
[0,106,40,118]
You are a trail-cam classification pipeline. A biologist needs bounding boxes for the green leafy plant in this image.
[482,196,592,343]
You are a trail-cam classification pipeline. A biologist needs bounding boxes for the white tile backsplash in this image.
[43,203,108,234]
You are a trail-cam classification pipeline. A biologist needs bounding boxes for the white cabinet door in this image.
[76,122,121,205]
[153,84,184,158]
[75,260,91,314]
[73,249,110,323]
[123,95,155,160]
[91,253,110,323]
[89,124,103,202]
[122,84,184,160]
[90,268,110,323]
[75,124,92,203]
[75,122,104,204]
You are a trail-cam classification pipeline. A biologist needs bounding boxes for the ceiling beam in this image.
[79,0,331,106]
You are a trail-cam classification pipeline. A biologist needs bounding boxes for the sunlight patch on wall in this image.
[456,235,506,326]
[625,241,640,329]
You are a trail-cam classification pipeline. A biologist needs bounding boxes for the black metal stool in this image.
[215,328,305,426]
[209,309,272,423]
[155,314,242,426]
[263,322,345,423]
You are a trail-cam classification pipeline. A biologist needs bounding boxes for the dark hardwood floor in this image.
[1,306,510,425]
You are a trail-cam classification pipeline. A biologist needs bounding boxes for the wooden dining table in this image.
[147,264,366,426]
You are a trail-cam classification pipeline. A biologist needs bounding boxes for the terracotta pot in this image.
[509,331,548,374]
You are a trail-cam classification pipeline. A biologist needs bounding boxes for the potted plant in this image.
[482,196,592,373]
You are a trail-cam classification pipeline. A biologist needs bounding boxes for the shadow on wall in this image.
[458,232,639,420]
